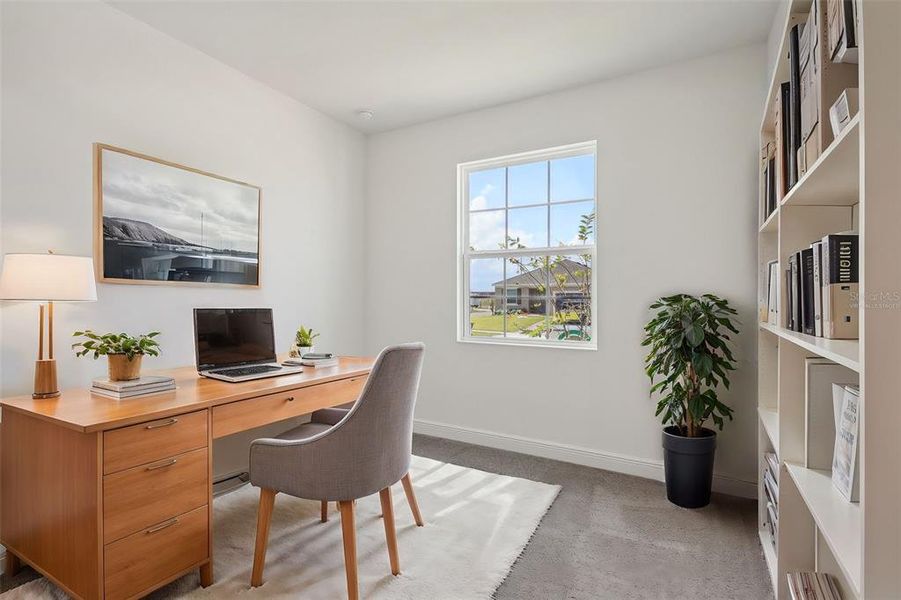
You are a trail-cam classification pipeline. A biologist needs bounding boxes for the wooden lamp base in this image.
[33,359,60,399]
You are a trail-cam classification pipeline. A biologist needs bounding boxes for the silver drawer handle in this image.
[145,458,178,471]
[145,517,179,534]
[145,418,179,430]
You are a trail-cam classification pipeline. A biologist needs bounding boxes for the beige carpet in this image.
[3,455,560,599]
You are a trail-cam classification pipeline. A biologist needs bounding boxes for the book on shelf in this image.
[800,247,815,335]
[788,23,803,188]
[805,359,858,471]
[827,0,858,64]
[787,572,842,600]
[798,0,823,175]
[832,384,860,502]
[773,83,788,202]
[812,241,824,336]
[778,81,792,197]
[766,501,778,544]
[766,260,780,325]
[764,467,779,507]
[765,451,779,478]
[821,233,859,339]
[829,88,858,137]
[760,142,777,223]
[789,252,802,332]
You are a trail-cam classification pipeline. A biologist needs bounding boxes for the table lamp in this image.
[0,252,97,398]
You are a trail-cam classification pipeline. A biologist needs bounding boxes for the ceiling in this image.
[112,1,778,133]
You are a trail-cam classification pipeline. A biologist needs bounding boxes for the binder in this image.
[789,252,801,332]
[800,247,815,335]
[823,282,859,339]
[812,241,823,336]
[821,233,859,339]
[776,82,791,199]
[788,24,803,188]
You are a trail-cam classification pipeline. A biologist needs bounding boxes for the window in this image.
[458,141,597,348]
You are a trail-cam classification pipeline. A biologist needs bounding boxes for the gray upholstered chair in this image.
[248,343,425,599]
[311,406,424,527]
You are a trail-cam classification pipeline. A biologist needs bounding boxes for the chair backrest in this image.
[327,342,424,497]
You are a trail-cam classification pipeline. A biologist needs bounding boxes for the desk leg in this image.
[4,550,21,578]
[200,561,213,587]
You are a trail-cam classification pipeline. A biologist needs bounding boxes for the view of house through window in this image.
[460,142,596,347]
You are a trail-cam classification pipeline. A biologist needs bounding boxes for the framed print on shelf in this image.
[93,143,262,287]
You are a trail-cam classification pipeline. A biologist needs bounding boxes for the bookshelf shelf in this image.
[785,464,862,596]
[758,406,779,455]
[759,208,779,233]
[780,115,860,208]
[758,322,859,372]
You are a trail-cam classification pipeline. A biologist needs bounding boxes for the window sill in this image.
[457,336,597,351]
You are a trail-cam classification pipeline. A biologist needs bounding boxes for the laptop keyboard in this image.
[209,364,282,377]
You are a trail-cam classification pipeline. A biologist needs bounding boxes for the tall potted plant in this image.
[641,294,739,508]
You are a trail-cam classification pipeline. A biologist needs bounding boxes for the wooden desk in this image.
[0,357,373,600]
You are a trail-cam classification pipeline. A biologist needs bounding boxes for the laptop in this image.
[193,308,303,383]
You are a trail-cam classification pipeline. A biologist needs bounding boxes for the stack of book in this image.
[786,572,842,599]
[285,353,339,368]
[778,232,858,339]
[764,451,779,548]
[91,375,176,399]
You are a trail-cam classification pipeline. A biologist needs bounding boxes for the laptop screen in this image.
[194,308,277,371]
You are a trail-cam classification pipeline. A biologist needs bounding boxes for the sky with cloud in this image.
[101,149,260,253]
[469,154,594,292]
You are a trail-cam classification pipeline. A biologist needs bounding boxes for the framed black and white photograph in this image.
[94,144,261,287]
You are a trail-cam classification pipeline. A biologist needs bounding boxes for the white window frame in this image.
[456,141,598,350]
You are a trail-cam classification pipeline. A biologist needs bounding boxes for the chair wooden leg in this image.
[251,488,277,587]
[401,473,424,526]
[338,500,360,600]
[321,500,329,523]
[379,488,401,575]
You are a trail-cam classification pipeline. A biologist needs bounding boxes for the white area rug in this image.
[4,455,560,599]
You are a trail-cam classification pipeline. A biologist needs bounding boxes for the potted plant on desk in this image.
[291,325,320,357]
[641,294,739,508]
[72,330,161,381]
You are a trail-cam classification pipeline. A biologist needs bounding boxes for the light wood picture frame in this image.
[93,143,262,287]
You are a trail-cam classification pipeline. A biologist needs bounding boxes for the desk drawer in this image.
[212,376,366,438]
[104,505,208,600]
[104,409,208,475]
[103,447,209,544]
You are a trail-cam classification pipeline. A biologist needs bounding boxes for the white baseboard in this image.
[413,419,757,499]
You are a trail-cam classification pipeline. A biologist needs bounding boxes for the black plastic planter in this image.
[662,426,717,508]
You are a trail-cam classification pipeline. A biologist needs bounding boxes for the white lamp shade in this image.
[0,253,97,302]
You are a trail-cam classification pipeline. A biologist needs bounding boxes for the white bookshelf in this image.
[759,406,780,454]
[756,1,901,599]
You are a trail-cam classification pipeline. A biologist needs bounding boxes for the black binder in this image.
[788,25,803,188]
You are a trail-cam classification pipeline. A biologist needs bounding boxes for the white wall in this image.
[0,1,366,396]
[365,44,766,491]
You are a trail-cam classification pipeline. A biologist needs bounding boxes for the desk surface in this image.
[0,357,374,434]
